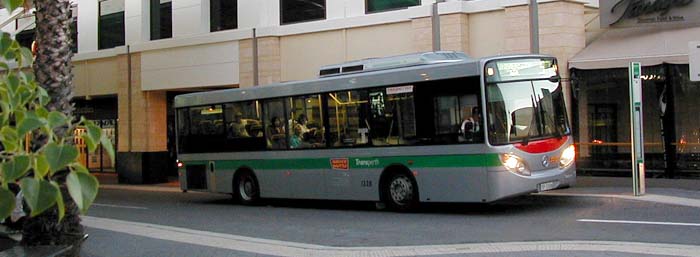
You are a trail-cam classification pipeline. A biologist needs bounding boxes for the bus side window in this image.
[288,94,325,149]
[262,99,288,150]
[369,86,417,146]
[326,90,369,147]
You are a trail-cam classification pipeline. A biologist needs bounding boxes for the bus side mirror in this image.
[549,75,561,83]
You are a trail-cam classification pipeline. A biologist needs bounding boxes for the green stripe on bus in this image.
[185,153,501,170]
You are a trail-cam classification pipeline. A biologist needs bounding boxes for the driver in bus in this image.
[460,106,481,142]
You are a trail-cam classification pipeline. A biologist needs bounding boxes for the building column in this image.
[411,13,469,54]
[239,36,282,88]
[117,52,169,184]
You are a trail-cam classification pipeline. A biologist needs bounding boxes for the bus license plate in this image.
[537,181,560,192]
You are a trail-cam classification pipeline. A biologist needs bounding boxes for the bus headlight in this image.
[559,145,575,168]
[500,154,530,176]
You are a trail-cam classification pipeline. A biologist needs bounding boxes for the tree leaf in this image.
[20,177,59,217]
[44,142,79,174]
[0,126,19,152]
[18,114,45,136]
[47,111,68,129]
[20,47,32,66]
[0,33,12,56]
[0,188,15,221]
[1,0,24,14]
[101,133,115,165]
[51,181,65,222]
[83,121,101,153]
[72,163,88,174]
[67,171,99,214]
[1,155,30,181]
[35,107,49,119]
[34,155,50,178]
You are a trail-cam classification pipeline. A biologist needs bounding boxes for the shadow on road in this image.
[192,194,589,216]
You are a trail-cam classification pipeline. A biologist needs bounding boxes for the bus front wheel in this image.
[234,171,260,205]
[383,172,419,212]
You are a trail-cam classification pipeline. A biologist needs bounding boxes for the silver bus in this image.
[174,52,576,211]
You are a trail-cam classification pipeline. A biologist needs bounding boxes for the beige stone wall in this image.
[73,57,120,97]
[239,37,282,88]
[345,22,414,61]
[468,10,505,58]
[411,14,469,54]
[117,53,167,153]
[504,5,532,54]
[280,30,346,82]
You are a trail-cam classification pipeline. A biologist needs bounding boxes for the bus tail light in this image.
[559,145,575,168]
[499,154,530,176]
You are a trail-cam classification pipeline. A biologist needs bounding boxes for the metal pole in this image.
[431,0,444,51]
[529,0,539,54]
[127,45,132,152]
[629,62,645,196]
[253,28,259,86]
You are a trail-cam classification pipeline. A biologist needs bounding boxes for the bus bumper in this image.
[486,165,576,202]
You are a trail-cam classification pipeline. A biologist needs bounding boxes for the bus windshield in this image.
[485,58,570,145]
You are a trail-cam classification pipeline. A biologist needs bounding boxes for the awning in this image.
[569,26,700,70]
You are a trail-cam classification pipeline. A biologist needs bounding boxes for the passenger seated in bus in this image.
[460,106,481,142]
[266,117,286,149]
[296,114,324,144]
[228,112,250,138]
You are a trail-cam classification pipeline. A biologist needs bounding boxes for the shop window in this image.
[280,0,325,25]
[223,101,266,151]
[327,90,370,147]
[99,0,125,50]
[150,0,172,40]
[366,0,420,14]
[210,0,237,32]
[369,85,417,146]
[288,95,325,149]
[262,99,288,150]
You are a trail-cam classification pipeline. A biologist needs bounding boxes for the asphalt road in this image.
[80,188,700,256]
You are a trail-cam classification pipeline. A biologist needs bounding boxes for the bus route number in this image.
[361,180,373,187]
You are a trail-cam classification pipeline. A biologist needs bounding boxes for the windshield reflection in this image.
[486,80,570,145]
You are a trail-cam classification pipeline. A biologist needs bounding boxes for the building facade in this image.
[16,0,692,183]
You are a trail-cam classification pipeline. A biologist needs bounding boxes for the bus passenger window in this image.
[288,95,325,149]
[222,101,265,151]
[263,99,287,150]
[326,90,369,147]
[370,86,417,146]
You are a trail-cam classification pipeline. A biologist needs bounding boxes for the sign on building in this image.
[600,0,700,28]
[691,41,700,82]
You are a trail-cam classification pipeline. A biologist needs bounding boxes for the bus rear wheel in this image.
[234,171,260,205]
[383,172,419,212]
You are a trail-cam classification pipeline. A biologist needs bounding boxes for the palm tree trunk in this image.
[22,1,84,254]
[32,0,74,115]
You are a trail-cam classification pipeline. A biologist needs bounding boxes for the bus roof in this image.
[173,52,551,108]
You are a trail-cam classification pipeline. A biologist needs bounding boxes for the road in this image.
[80,187,700,257]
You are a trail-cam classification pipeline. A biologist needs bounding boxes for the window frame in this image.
[365,0,421,14]
[150,0,173,40]
[279,0,327,25]
[98,0,125,50]
[210,0,238,32]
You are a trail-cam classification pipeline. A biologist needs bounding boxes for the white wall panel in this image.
[78,0,99,53]
[141,41,239,90]
[172,0,203,37]
[238,0,280,29]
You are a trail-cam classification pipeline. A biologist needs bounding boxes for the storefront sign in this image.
[601,0,700,28]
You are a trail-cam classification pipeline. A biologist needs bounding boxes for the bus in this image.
[174,51,576,211]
